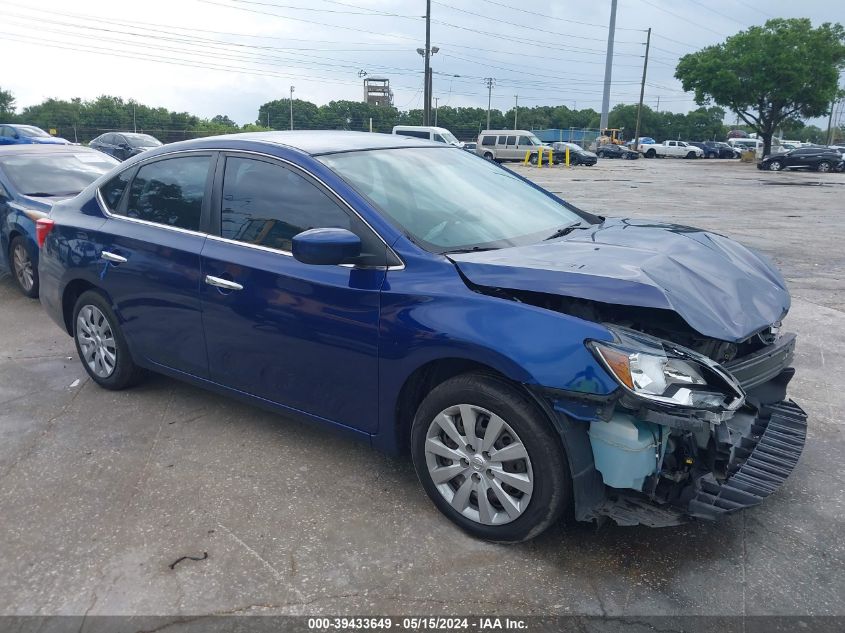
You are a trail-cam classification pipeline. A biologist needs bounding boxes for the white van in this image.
[391,126,462,147]
[475,130,546,161]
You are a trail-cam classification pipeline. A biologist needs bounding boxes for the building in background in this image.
[363,77,393,107]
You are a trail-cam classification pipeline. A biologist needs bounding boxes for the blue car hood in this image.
[450,218,790,342]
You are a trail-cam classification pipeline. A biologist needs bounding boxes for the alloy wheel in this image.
[817,161,831,173]
[12,243,34,292]
[768,161,783,171]
[76,305,118,378]
[424,404,534,525]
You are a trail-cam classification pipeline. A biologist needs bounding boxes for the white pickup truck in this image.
[638,140,703,159]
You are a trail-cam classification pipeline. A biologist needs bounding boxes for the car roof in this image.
[156,130,447,156]
[0,144,99,156]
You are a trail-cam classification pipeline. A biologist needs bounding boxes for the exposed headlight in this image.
[588,327,744,411]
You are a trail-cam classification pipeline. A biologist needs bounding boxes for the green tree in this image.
[0,87,15,120]
[675,18,845,155]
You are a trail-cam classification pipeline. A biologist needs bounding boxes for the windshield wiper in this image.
[441,246,498,255]
[544,223,583,241]
[24,191,79,197]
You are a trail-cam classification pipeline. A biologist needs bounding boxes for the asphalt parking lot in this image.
[1,158,843,619]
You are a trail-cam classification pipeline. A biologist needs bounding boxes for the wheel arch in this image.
[61,278,103,334]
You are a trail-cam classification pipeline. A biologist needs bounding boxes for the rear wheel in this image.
[73,290,145,390]
[645,149,656,158]
[9,236,38,298]
[816,160,832,173]
[411,373,570,542]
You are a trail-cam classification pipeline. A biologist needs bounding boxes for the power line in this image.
[635,0,729,38]
[473,0,645,31]
[430,1,645,44]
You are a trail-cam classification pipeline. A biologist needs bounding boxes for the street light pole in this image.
[599,0,618,131]
[424,0,431,126]
[290,86,295,130]
[434,97,439,126]
[513,94,518,129]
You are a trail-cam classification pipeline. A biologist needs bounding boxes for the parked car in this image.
[89,132,163,161]
[638,140,703,159]
[690,141,739,159]
[625,136,655,149]
[550,142,597,166]
[0,145,117,297]
[0,124,71,146]
[392,126,462,147]
[39,131,806,541]
[595,144,639,159]
[462,142,477,152]
[476,130,545,162]
[758,147,844,172]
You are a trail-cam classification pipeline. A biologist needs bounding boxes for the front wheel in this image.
[483,152,494,161]
[768,160,784,171]
[686,151,697,159]
[73,290,145,390]
[9,236,39,298]
[411,373,571,542]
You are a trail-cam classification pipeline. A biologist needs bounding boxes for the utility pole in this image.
[484,77,495,130]
[656,95,660,113]
[826,95,836,145]
[599,0,618,131]
[290,86,295,130]
[514,94,519,129]
[132,102,137,133]
[633,27,651,152]
[434,97,439,126]
[424,0,432,126]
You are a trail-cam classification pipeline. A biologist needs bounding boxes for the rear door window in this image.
[122,155,211,231]
[506,135,517,146]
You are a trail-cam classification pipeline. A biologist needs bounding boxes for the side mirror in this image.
[292,228,361,266]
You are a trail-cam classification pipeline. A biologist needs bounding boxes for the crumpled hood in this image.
[450,218,790,342]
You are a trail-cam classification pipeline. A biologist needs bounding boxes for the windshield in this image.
[16,126,51,138]
[440,131,460,145]
[0,152,118,196]
[320,147,583,252]
[124,133,162,147]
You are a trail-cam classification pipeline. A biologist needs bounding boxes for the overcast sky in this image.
[1,0,842,125]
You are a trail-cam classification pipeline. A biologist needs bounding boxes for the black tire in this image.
[707,152,717,159]
[72,290,145,390]
[410,372,571,543]
[9,235,39,298]
[816,160,831,173]
[645,149,656,158]
[483,152,494,161]
[528,154,538,165]
[768,159,784,172]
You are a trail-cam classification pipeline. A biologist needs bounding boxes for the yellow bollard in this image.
[538,148,544,167]
[565,147,570,168]
[523,150,530,166]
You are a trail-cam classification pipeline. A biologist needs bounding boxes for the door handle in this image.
[204,275,243,291]
[100,251,127,264]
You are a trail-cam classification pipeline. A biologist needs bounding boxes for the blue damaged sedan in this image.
[37,131,806,541]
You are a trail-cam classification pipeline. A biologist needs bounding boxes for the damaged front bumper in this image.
[540,332,808,527]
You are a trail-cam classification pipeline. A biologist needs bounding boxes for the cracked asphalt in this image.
[0,159,843,618]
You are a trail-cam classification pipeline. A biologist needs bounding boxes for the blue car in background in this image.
[37,131,806,541]
[0,145,117,296]
[0,124,71,146]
